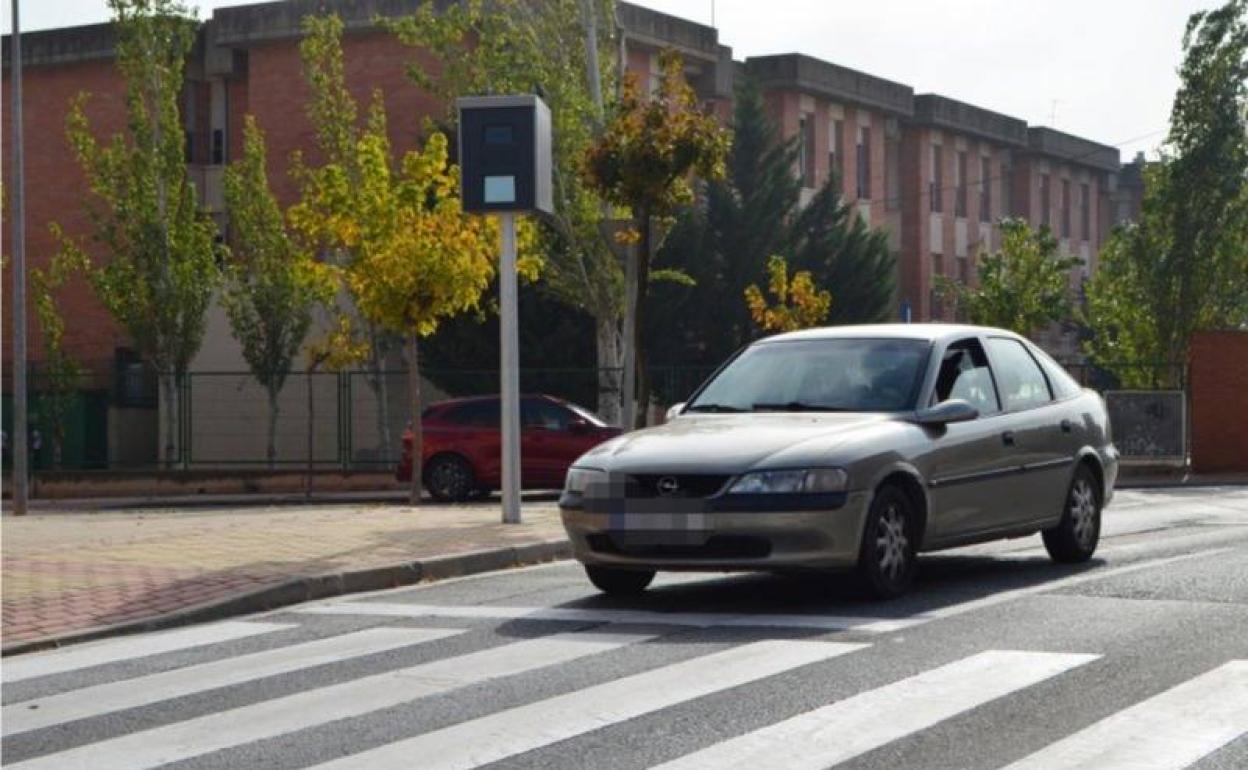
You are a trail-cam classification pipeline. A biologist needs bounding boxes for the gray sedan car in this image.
[559,324,1119,599]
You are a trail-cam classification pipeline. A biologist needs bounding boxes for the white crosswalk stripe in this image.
[1004,660,1248,770]
[650,650,1099,770]
[6,628,657,770]
[296,600,924,633]
[6,613,1245,770]
[1,621,295,683]
[308,639,868,770]
[3,626,463,735]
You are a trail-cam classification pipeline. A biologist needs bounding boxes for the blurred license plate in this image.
[616,512,707,531]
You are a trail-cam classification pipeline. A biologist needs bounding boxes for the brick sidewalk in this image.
[1,500,566,650]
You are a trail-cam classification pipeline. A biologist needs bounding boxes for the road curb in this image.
[1,539,573,657]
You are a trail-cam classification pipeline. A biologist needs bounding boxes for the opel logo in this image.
[656,476,681,497]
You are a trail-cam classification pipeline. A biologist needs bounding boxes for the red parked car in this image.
[397,394,621,502]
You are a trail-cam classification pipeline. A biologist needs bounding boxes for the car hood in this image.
[576,412,902,474]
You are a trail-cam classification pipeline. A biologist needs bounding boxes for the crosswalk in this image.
[3,604,1246,770]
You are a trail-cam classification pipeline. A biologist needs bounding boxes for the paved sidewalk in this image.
[1,499,566,652]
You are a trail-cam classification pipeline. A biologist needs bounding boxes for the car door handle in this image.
[1001,431,1016,446]
[1060,419,1073,433]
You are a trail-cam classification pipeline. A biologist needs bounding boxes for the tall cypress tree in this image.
[649,75,895,367]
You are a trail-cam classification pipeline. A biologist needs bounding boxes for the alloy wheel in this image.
[876,502,910,583]
[1069,477,1097,549]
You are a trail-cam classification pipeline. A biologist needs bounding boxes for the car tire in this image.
[424,455,476,503]
[584,565,655,596]
[856,484,919,599]
[1043,464,1101,563]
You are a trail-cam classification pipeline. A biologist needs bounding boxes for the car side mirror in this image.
[568,417,591,434]
[916,399,979,426]
[664,402,686,422]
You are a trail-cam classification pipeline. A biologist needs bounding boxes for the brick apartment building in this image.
[2,0,1140,467]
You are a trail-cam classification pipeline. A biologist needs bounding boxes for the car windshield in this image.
[688,338,931,413]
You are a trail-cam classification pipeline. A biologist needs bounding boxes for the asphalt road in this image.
[3,486,1247,770]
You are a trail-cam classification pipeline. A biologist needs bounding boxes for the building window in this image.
[885,134,900,211]
[955,151,968,218]
[1040,174,1051,228]
[1002,162,1013,217]
[1080,182,1091,241]
[856,126,871,199]
[930,144,944,213]
[1061,178,1071,238]
[828,119,844,194]
[979,157,992,223]
[930,255,945,320]
[798,114,815,187]
[212,129,225,165]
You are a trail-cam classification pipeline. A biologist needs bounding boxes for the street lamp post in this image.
[10,0,30,516]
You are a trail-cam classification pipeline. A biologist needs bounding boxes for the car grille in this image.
[587,534,771,559]
[626,474,731,499]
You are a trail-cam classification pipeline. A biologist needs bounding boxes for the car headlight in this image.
[564,467,607,495]
[727,468,848,494]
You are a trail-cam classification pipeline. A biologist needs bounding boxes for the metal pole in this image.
[620,240,638,432]
[10,0,30,515]
[499,213,522,524]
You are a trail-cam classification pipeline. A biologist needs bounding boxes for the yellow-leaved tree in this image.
[745,255,832,333]
[290,98,499,504]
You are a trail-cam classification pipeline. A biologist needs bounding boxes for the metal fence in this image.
[3,358,1185,471]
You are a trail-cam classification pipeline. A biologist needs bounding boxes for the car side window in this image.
[986,338,1053,411]
[1029,345,1083,400]
[521,399,569,430]
[931,339,1001,415]
[447,401,500,427]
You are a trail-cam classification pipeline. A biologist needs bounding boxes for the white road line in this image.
[295,602,926,633]
[1,621,294,683]
[651,650,1098,770]
[3,627,462,735]
[7,629,657,770]
[1004,660,1248,770]
[309,639,867,770]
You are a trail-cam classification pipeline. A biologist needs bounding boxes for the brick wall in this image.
[1189,330,1248,473]
[2,59,130,367]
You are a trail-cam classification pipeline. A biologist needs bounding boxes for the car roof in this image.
[429,393,561,409]
[759,323,1022,346]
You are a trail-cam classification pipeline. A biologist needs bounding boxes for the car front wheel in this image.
[1043,465,1101,563]
[584,565,655,596]
[856,484,919,599]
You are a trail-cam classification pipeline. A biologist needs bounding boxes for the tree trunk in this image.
[407,335,424,506]
[634,212,653,429]
[266,386,280,469]
[365,332,394,464]
[595,313,623,425]
[161,374,177,469]
[305,368,315,499]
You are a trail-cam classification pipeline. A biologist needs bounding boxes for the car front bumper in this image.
[559,490,872,572]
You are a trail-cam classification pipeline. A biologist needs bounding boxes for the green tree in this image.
[294,14,403,461]
[648,75,894,366]
[585,49,730,427]
[222,117,325,466]
[61,0,219,466]
[1084,0,1248,384]
[387,0,628,423]
[937,219,1081,336]
[789,182,895,326]
[290,78,501,504]
[744,255,832,333]
[30,246,86,469]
